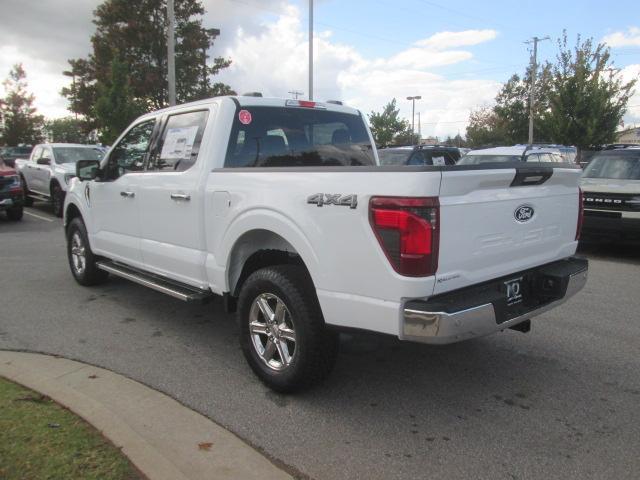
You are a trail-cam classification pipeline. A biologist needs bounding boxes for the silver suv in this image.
[580,147,640,241]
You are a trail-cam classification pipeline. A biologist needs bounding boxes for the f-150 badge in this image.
[307,193,358,209]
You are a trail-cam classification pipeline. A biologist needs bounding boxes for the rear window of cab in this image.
[224,106,375,168]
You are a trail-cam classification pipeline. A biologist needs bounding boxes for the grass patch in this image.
[0,376,142,480]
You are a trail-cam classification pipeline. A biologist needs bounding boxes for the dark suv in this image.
[377,145,461,166]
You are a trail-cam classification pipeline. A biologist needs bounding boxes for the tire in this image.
[21,176,33,206]
[238,265,338,393]
[66,217,109,286]
[51,182,64,217]
[6,206,23,221]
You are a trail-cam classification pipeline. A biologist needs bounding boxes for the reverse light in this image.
[369,197,439,277]
[576,188,584,241]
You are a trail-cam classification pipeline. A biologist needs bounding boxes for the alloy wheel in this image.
[249,293,297,371]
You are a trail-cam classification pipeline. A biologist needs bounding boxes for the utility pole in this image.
[288,90,304,99]
[406,96,421,145]
[417,112,421,141]
[167,0,176,106]
[525,36,549,145]
[308,0,314,100]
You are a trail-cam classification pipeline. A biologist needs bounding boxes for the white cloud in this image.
[217,5,500,137]
[603,27,640,47]
[0,0,501,137]
[619,63,640,127]
[0,46,70,119]
[415,30,498,50]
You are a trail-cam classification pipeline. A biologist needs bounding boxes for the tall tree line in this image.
[62,0,234,143]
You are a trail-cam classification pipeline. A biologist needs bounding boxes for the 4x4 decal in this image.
[307,193,358,209]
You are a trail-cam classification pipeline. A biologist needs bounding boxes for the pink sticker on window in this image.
[238,110,252,125]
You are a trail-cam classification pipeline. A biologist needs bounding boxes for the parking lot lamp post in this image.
[407,96,421,145]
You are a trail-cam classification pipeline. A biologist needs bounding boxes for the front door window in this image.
[105,119,156,180]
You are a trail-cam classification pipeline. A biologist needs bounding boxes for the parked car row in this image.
[14,143,105,217]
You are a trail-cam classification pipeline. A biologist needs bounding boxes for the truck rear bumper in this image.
[400,257,588,345]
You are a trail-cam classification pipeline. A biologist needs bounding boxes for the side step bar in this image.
[96,261,214,303]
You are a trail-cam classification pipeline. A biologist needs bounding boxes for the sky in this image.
[0,0,639,138]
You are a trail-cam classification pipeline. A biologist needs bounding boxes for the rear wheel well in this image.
[226,230,313,312]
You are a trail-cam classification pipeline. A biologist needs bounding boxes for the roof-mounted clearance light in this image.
[242,92,263,97]
[326,100,343,105]
[285,99,327,109]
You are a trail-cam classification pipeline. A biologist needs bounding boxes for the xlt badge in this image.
[307,193,358,209]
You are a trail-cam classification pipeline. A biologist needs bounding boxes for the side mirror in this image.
[37,157,51,165]
[76,160,101,181]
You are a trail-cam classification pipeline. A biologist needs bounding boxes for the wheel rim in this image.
[249,293,297,372]
[70,232,86,275]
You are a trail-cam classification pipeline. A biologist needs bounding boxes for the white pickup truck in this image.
[16,143,104,217]
[64,96,588,392]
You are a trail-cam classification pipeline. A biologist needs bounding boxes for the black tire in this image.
[51,182,64,217]
[21,176,33,206]
[66,217,109,286]
[6,206,23,221]
[238,265,338,393]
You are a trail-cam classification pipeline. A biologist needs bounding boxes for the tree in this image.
[368,99,410,146]
[465,107,507,147]
[44,117,91,143]
[94,56,144,144]
[539,32,636,149]
[62,0,234,125]
[0,64,44,145]
[466,32,637,149]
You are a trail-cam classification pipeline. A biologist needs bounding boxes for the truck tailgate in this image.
[434,166,582,295]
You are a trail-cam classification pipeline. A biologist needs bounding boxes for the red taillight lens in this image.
[369,196,439,277]
[576,188,584,241]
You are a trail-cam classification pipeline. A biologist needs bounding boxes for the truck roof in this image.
[141,95,361,119]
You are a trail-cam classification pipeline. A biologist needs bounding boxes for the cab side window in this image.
[106,119,156,180]
[31,146,43,162]
[152,110,209,172]
[40,148,52,162]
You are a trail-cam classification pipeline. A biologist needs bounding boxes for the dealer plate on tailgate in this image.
[504,277,523,306]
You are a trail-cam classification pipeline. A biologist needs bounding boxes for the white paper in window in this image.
[432,156,446,166]
[160,126,199,160]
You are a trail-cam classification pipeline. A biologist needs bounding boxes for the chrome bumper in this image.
[401,265,588,345]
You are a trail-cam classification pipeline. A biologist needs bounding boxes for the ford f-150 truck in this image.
[63,96,588,392]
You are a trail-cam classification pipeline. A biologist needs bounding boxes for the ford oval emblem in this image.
[514,205,534,223]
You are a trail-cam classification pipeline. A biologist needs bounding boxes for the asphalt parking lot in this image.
[1,203,639,480]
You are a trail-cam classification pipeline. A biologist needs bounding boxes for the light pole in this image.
[167,0,176,106]
[525,36,549,145]
[308,0,314,100]
[406,96,421,145]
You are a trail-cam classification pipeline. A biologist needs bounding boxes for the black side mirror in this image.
[76,160,101,181]
[37,157,51,165]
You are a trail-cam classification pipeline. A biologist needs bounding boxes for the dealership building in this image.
[616,126,640,144]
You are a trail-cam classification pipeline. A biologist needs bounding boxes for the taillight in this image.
[576,188,584,241]
[369,197,439,277]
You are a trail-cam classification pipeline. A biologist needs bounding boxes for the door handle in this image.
[120,191,135,198]
[170,193,191,201]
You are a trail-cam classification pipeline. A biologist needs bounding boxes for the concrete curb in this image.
[0,351,293,480]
